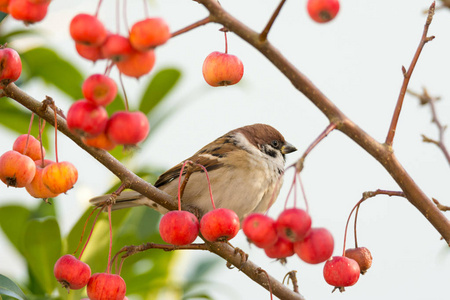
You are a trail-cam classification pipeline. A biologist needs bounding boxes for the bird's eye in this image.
[271,140,280,149]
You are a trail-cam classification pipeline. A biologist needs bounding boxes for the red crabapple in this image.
[264,237,295,259]
[0,150,36,187]
[42,161,78,194]
[323,256,360,292]
[202,51,244,87]
[129,18,171,51]
[200,208,240,242]
[13,134,45,161]
[276,208,311,242]
[26,159,59,199]
[101,34,133,62]
[70,14,107,46]
[87,273,126,300]
[8,0,49,23]
[66,100,108,137]
[345,247,373,274]
[159,210,199,245]
[82,74,117,106]
[294,227,334,264]
[106,111,150,145]
[242,213,278,248]
[116,49,156,78]
[0,46,22,89]
[307,0,340,23]
[54,254,91,290]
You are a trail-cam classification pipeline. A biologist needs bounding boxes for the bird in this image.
[89,123,297,221]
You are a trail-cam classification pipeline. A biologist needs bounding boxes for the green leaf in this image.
[139,68,181,115]
[0,29,40,45]
[22,217,61,295]
[0,274,28,300]
[0,205,31,255]
[20,47,84,100]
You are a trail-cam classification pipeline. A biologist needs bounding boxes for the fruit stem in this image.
[297,172,309,213]
[38,118,46,168]
[122,0,130,33]
[177,160,191,211]
[24,113,35,156]
[257,268,273,300]
[142,0,149,19]
[354,203,361,248]
[224,30,228,54]
[51,101,59,163]
[171,17,211,39]
[75,206,101,259]
[118,73,129,111]
[78,206,105,260]
[343,189,406,256]
[95,0,103,17]
[284,171,297,210]
[107,204,113,274]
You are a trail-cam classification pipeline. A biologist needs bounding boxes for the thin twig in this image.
[433,198,450,212]
[171,17,211,38]
[260,0,287,41]
[385,2,436,146]
[408,88,450,165]
[293,122,337,172]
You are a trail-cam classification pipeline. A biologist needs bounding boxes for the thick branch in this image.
[2,84,304,300]
[197,0,450,244]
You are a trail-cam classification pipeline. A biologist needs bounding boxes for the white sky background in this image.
[1,0,450,299]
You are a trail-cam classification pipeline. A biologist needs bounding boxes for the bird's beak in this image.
[281,142,297,154]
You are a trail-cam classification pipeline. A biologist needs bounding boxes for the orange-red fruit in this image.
[8,0,49,23]
[276,208,311,242]
[66,100,108,137]
[82,74,117,106]
[101,34,133,62]
[200,208,240,242]
[26,159,59,199]
[323,256,360,291]
[116,49,156,78]
[70,14,107,46]
[42,161,78,194]
[0,0,8,13]
[87,273,126,300]
[54,254,91,290]
[129,18,170,51]
[0,150,36,187]
[106,111,150,145]
[159,210,199,246]
[0,46,22,89]
[202,51,244,87]
[75,42,104,62]
[294,227,334,264]
[242,213,278,248]
[13,134,45,161]
[345,247,373,274]
[264,237,295,259]
[82,131,117,151]
[307,0,340,23]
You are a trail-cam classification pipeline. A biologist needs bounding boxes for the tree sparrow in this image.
[90,123,297,220]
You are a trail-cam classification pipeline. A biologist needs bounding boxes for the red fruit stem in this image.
[284,171,297,210]
[38,118,45,168]
[123,0,129,33]
[78,206,105,260]
[354,203,361,248]
[118,257,125,275]
[115,0,120,33]
[52,103,59,163]
[143,0,149,19]
[75,206,100,259]
[171,17,211,39]
[95,0,103,17]
[292,122,337,173]
[197,163,215,210]
[259,0,287,42]
[342,189,406,256]
[296,172,309,212]
[24,113,35,156]
[107,204,113,274]
[224,30,228,54]
[118,73,129,111]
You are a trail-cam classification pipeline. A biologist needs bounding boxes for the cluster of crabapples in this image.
[67,73,150,150]
[159,207,240,245]
[0,134,78,197]
[54,254,127,300]
[0,0,51,24]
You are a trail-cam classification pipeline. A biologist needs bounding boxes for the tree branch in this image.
[197,0,450,245]
[2,83,305,300]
